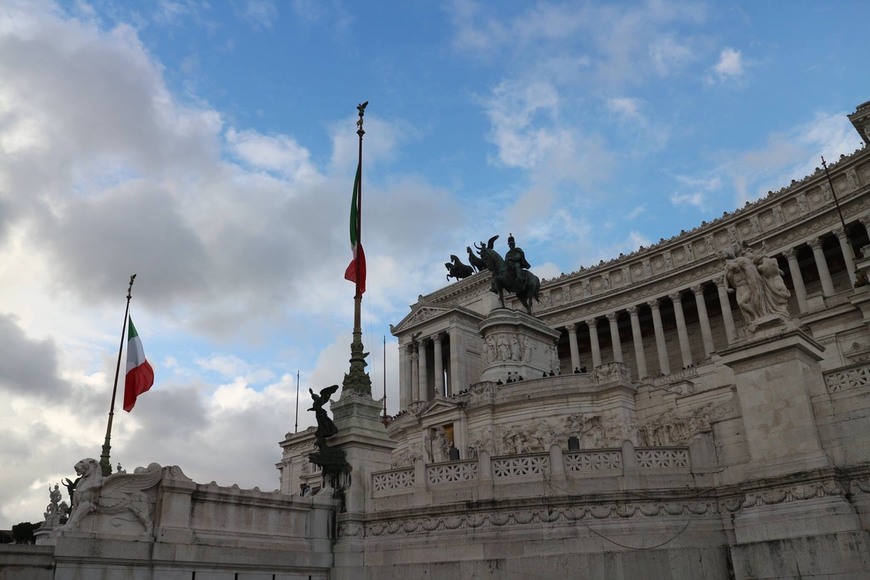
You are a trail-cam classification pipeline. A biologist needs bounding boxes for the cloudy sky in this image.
[1,0,868,526]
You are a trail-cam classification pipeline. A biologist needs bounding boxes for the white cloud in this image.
[710,47,744,83]
[608,97,644,123]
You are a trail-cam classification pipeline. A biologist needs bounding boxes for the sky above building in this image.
[1,0,868,526]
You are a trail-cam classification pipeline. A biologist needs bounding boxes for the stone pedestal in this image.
[478,307,561,382]
[720,326,831,481]
[330,393,395,514]
[330,393,395,580]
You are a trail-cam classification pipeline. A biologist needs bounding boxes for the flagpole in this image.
[353,101,366,332]
[382,335,387,423]
[341,101,373,399]
[100,274,136,477]
[294,370,300,434]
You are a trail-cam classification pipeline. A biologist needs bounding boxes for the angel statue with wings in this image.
[309,385,340,446]
[53,457,162,537]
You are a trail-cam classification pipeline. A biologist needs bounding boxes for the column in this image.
[418,339,429,401]
[627,305,647,379]
[433,333,444,397]
[691,284,715,357]
[715,276,737,344]
[449,327,466,395]
[567,324,581,372]
[834,227,858,286]
[606,312,623,363]
[860,214,870,239]
[647,299,670,375]
[410,347,420,401]
[809,237,835,296]
[669,291,693,368]
[783,248,808,313]
[587,318,602,368]
[400,343,412,408]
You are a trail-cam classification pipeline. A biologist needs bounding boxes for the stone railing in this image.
[371,442,692,498]
[564,449,622,472]
[372,467,415,493]
[427,459,478,484]
[824,362,870,394]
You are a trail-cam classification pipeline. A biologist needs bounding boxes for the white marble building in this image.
[6,100,870,580]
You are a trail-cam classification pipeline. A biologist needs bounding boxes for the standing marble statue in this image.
[723,243,790,331]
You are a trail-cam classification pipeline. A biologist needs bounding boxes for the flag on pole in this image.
[123,318,154,412]
[343,161,366,294]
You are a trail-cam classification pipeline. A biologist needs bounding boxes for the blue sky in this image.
[1,0,868,526]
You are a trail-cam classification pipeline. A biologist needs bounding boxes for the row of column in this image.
[565,281,732,378]
[564,227,865,378]
[400,329,467,407]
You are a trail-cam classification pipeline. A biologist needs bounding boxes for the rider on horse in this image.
[505,234,530,291]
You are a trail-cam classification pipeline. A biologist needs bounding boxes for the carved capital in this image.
[668,291,683,304]
[627,305,639,317]
[714,275,727,289]
[808,237,824,251]
[646,298,660,311]
[606,312,618,323]
[860,214,870,228]
[833,227,846,240]
[587,317,599,329]
[690,284,704,296]
[783,247,798,261]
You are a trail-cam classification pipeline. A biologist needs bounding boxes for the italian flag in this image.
[123,318,154,412]
[343,161,366,294]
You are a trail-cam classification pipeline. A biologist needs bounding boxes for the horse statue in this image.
[467,246,487,272]
[445,255,474,281]
[474,236,541,314]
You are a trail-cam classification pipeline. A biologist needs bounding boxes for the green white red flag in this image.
[123,318,154,412]
[343,161,366,294]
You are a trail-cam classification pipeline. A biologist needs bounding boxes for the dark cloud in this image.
[0,315,69,397]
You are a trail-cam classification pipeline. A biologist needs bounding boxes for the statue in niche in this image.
[722,243,790,331]
[445,255,474,281]
[474,234,541,314]
[684,244,695,262]
[54,458,161,536]
[429,427,450,463]
[309,385,340,447]
[485,336,497,364]
[497,336,510,361]
[797,193,809,213]
[848,169,860,191]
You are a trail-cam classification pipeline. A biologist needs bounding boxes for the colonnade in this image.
[398,219,870,408]
[562,223,868,380]
[400,328,468,409]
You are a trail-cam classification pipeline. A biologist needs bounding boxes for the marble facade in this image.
[6,100,870,580]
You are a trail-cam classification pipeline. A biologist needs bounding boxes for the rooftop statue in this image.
[309,384,340,448]
[466,246,487,272]
[474,234,541,314]
[722,242,791,332]
[445,255,474,281]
